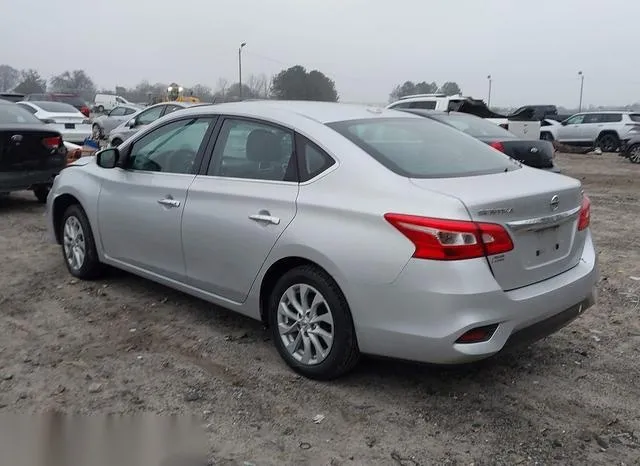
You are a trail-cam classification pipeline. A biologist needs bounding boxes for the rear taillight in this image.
[489,141,505,152]
[81,107,90,117]
[577,194,591,231]
[456,324,498,344]
[42,136,62,150]
[384,214,514,261]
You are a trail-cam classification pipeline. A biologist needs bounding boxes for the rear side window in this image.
[630,114,640,122]
[328,117,519,178]
[295,134,335,181]
[389,102,411,109]
[604,113,622,122]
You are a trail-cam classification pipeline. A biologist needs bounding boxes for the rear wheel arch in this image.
[259,256,347,326]
[53,193,82,244]
[596,131,620,150]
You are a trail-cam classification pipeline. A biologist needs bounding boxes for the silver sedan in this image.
[91,104,142,138]
[45,101,598,379]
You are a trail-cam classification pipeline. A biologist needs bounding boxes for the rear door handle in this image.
[249,213,280,225]
[157,197,180,208]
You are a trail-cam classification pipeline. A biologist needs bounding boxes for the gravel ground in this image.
[0,152,639,465]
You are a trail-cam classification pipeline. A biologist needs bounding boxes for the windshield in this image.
[430,112,515,138]
[31,101,79,113]
[0,103,42,124]
[328,117,519,178]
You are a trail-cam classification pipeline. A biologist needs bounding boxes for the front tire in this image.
[268,265,359,380]
[60,204,104,279]
[628,144,640,164]
[33,185,50,203]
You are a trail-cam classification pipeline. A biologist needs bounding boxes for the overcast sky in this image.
[2,0,636,107]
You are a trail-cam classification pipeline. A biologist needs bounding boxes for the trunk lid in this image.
[480,138,555,169]
[410,168,586,290]
[0,125,65,171]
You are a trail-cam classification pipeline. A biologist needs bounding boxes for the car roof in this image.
[179,100,415,124]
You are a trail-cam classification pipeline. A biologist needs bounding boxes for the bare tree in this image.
[214,78,229,102]
[247,74,268,99]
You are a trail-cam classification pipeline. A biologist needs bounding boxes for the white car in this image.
[91,104,142,138]
[94,93,133,113]
[17,101,92,144]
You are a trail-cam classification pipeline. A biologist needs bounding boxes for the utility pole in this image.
[487,74,492,107]
[578,71,584,112]
[238,42,246,100]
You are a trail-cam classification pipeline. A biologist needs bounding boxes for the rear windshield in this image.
[328,117,519,178]
[32,101,78,113]
[429,112,515,138]
[56,95,86,107]
[0,103,42,124]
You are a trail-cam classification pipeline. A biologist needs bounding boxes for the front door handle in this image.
[249,213,280,225]
[157,197,180,208]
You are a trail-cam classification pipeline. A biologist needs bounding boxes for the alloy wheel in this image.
[277,284,335,365]
[63,216,86,271]
[630,146,640,164]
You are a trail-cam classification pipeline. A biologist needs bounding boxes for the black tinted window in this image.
[630,114,640,122]
[328,117,518,178]
[602,113,622,122]
[297,135,335,181]
[32,101,78,113]
[0,103,42,124]
[409,101,437,110]
[56,95,86,107]
[583,114,601,124]
[389,102,411,109]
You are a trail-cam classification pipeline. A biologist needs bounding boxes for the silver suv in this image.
[541,111,640,152]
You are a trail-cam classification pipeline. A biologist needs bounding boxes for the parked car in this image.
[91,104,142,139]
[540,111,640,152]
[46,101,598,379]
[108,101,197,146]
[399,109,559,172]
[620,135,640,163]
[94,94,134,113]
[24,93,91,117]
[16,101,92,144]
[0,100,67,202]
[0,92,25,103]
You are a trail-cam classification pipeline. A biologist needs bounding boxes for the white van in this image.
[94,94,132,113]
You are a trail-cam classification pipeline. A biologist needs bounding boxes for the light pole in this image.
[238,42,246,100]
[487,75,492,107]
[578,71,584,112]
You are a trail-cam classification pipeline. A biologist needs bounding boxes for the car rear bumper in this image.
[0,168,60,192]
[350,231,599,364]
[60,127,92,144]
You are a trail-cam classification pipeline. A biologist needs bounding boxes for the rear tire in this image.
[596,133,620,153]
[267,265,360,380]
[97,105,104,113]
[628,144,640,164]
[33,185,50,203]
[60,204,104,280]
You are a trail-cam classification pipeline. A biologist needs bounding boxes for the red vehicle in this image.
[24,93,91,117]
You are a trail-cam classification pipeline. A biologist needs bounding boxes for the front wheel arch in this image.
[52,193,82,244]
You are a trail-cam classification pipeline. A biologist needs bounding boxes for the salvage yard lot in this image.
[0,153,639,465]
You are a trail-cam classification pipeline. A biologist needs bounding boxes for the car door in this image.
[556,114,585,143]
[122,104,167,139]
[182,117,299,302]
[581,113,603,143]
[97,116,215,281]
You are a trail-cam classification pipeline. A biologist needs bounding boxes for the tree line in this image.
[0,64,340,104]
[389,80,462,102]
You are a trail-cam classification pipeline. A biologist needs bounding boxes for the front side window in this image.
[565,114,585,125]
[583,114,602,124]
[208,119,295,181]
[127,118,212,174]
[136,105,165,125]
[164,105,183,116]
[328,117,518,178]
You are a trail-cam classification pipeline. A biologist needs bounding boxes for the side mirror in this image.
[96,148,119,169]
[561,121,568,126]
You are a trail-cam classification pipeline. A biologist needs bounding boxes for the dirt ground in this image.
[0,152,639,466]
